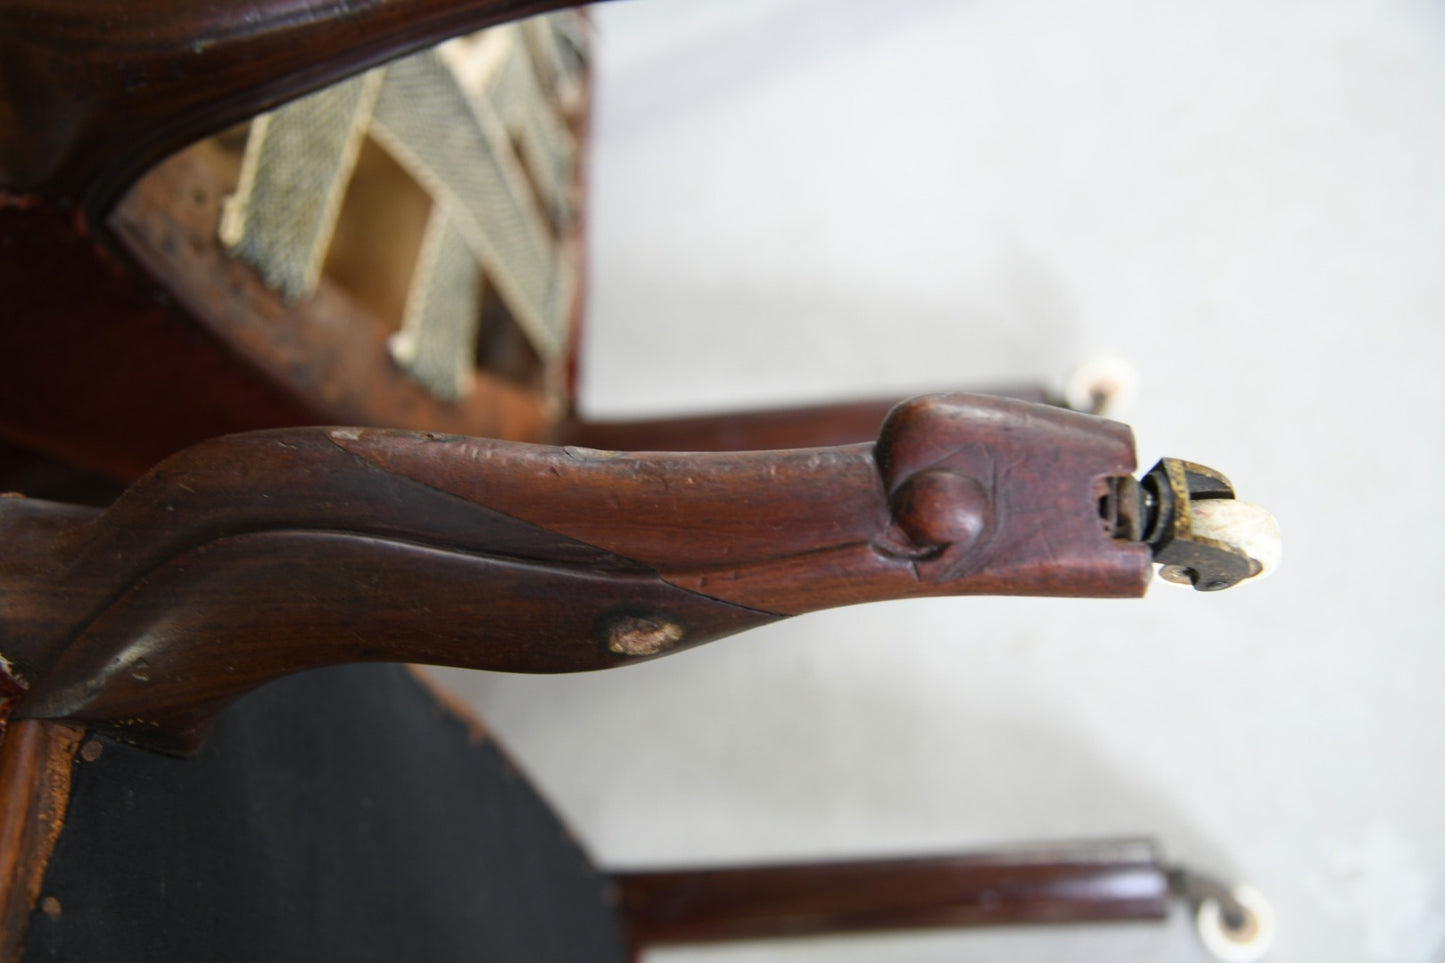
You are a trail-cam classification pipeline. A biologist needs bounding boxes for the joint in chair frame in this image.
[0,2,1280,961]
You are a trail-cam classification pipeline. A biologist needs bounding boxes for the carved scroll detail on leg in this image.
[868,394,1151,600]
[0,394,1153,752]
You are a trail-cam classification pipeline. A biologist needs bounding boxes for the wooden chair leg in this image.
[1,393,1160,753]
[610,838,1170,955]
[559,387,1056,452]
[0,393,1279,754]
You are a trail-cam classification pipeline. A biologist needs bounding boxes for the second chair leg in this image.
[560,387,1055,452]
[611,837,1169,955]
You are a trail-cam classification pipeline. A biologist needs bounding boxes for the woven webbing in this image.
[218,13,586,401]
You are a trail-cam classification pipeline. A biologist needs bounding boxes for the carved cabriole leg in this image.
[333,394,1148,613]
[0,394,1149,753]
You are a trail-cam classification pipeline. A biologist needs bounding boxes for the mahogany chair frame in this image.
[0,2,1264,960]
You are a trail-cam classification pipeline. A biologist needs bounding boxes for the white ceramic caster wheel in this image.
[1065,354,1140,418]
[1195,883,1276,962]
[1159,500,1282,587]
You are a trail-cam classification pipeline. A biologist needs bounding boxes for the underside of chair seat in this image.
[20,664,625,963]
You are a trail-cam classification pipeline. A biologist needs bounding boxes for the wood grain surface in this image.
[614,840,1170,952]
[0,393,1150,753]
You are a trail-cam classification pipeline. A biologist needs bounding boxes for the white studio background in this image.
[436,1,1445,961]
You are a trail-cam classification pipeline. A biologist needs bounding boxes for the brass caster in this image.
[1103,458,1281,591]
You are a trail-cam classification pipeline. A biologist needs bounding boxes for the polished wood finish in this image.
[339,393,1147,612]
[615,839,1170,953]
[0,720,83,962]
[0,4,1193,959]
[559,388,1054,452]
[0,393,1148,753]
[0,0,589,216]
